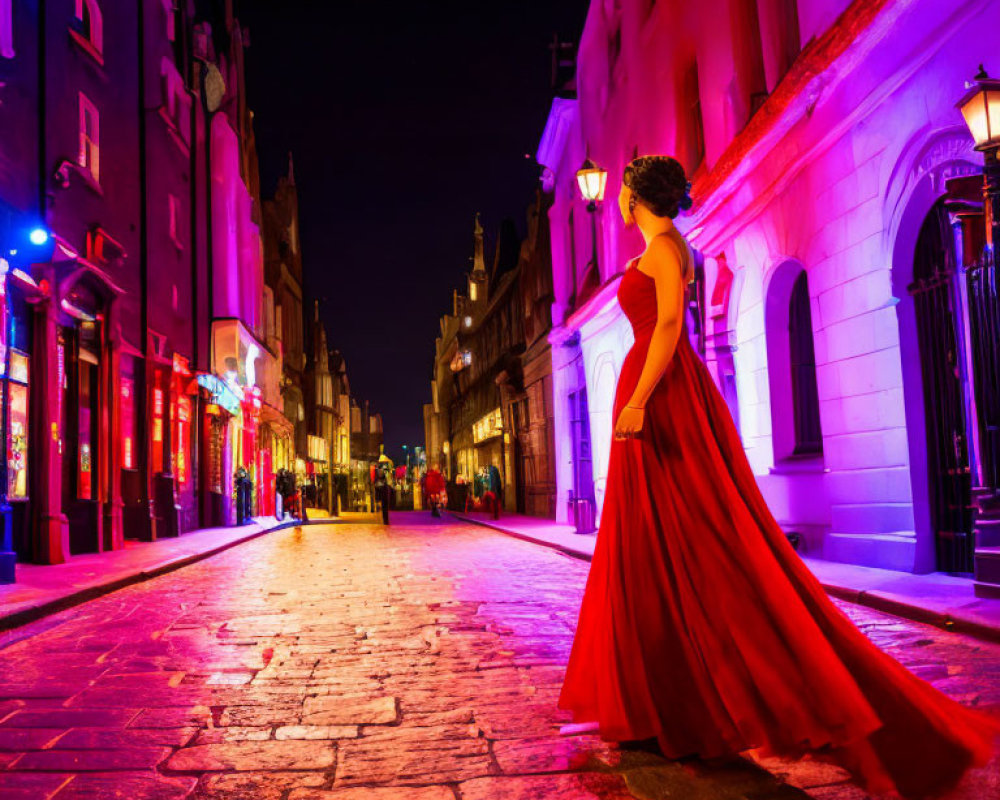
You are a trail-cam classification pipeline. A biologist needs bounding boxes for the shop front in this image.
[258,403,293,518]
[472,407,505,494]
[196,373,241,527]
[211,319,280,525]
[54,264,124,557]
[0,268,41,562]
[306,434,329,512]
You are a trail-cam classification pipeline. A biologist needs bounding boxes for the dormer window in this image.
[72,0,103,63]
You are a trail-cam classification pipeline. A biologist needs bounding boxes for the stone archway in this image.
[886,127,982,572]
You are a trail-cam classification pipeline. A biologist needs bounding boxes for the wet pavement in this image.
[0,512,997,799]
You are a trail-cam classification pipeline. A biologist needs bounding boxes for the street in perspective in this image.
[3,0,1000,797]
[0,514,998,799]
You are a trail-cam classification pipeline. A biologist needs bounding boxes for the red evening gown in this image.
[559,261,999,798]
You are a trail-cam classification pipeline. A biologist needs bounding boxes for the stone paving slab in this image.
[0,513,995,799]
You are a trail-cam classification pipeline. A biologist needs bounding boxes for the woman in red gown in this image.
[558,156,998,798]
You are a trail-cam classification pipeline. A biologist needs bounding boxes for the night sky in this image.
[240,1,589,461]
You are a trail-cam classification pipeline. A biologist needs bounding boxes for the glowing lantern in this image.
[576,158,608,208]
[957,66,1000,151]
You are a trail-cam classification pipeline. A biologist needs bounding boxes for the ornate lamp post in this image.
[957,66,1000,592]
[957,66,1000,247]
[576,158,608,280]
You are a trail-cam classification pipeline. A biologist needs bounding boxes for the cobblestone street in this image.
[0,513,998,799]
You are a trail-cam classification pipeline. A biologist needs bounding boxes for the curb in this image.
[0,518,336,636]
[450,512,593,562]
[451,513,1000,645]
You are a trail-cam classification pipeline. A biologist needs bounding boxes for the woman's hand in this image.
[614,405,645,441]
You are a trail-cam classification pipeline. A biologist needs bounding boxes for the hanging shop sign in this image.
[196,373,241,416]
[472,408,503,444]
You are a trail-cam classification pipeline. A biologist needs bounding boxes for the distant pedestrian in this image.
[374,464,391,525]
[424,464,445,518]
[487,464,503,519]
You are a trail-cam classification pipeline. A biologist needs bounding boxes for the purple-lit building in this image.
[0,0,291,572]
[540,0,1000,585]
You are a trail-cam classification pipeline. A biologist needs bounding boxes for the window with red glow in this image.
[121,378,135,469]
[152,379,164,474]
[175,395,190,485]
[78,363,93,500]
[74,0,103,53]
[78,92,100,184]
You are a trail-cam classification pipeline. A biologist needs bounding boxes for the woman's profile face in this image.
[618,183,632,225]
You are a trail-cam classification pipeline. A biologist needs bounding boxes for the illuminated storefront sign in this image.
[472,408,502,444]
[196,373,241,416]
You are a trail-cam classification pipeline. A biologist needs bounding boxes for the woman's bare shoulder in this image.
[637,234,686,280]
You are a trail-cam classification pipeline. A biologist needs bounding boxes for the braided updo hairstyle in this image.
[622,156,693,219]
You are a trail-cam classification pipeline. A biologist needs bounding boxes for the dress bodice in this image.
[617,260,662,342]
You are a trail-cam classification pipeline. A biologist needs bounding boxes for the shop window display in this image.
[7,351,28,499]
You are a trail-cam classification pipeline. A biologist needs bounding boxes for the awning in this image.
[258,401,294,437]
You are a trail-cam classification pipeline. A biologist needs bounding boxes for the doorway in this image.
[909,199,974,572]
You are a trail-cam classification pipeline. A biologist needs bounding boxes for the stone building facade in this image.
[540,0,1000,581]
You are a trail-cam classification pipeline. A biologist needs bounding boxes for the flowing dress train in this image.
[559,262,999,798]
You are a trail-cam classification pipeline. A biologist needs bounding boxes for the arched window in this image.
[788,271,822,454]
[73,0,103,58]
[766,262,822,461]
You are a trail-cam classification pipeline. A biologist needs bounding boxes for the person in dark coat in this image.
[374,464,392,525]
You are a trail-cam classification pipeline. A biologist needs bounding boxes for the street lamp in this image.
[575,158,608,293]
[958,66,1000,248]
[576,158,608,211]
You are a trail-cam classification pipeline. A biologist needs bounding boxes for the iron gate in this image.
[968,251,1000,495]
[910,202,974,573]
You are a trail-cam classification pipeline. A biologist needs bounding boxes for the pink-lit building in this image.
[540,0,1000,583]
[198,4,285,526]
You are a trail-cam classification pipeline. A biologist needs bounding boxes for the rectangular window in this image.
[78,363,93,500]
[78,93,100,184]
[1,0,13,59]
[121,378,135,469]
[160,58,191,146]
[176,395,190,484]
[168,193,182,248]
[163,0,176,42]
[683,62,705,172]
[152,380,164,473]
[207,416,223,494]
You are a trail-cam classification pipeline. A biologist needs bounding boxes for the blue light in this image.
[29,228,49,246]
